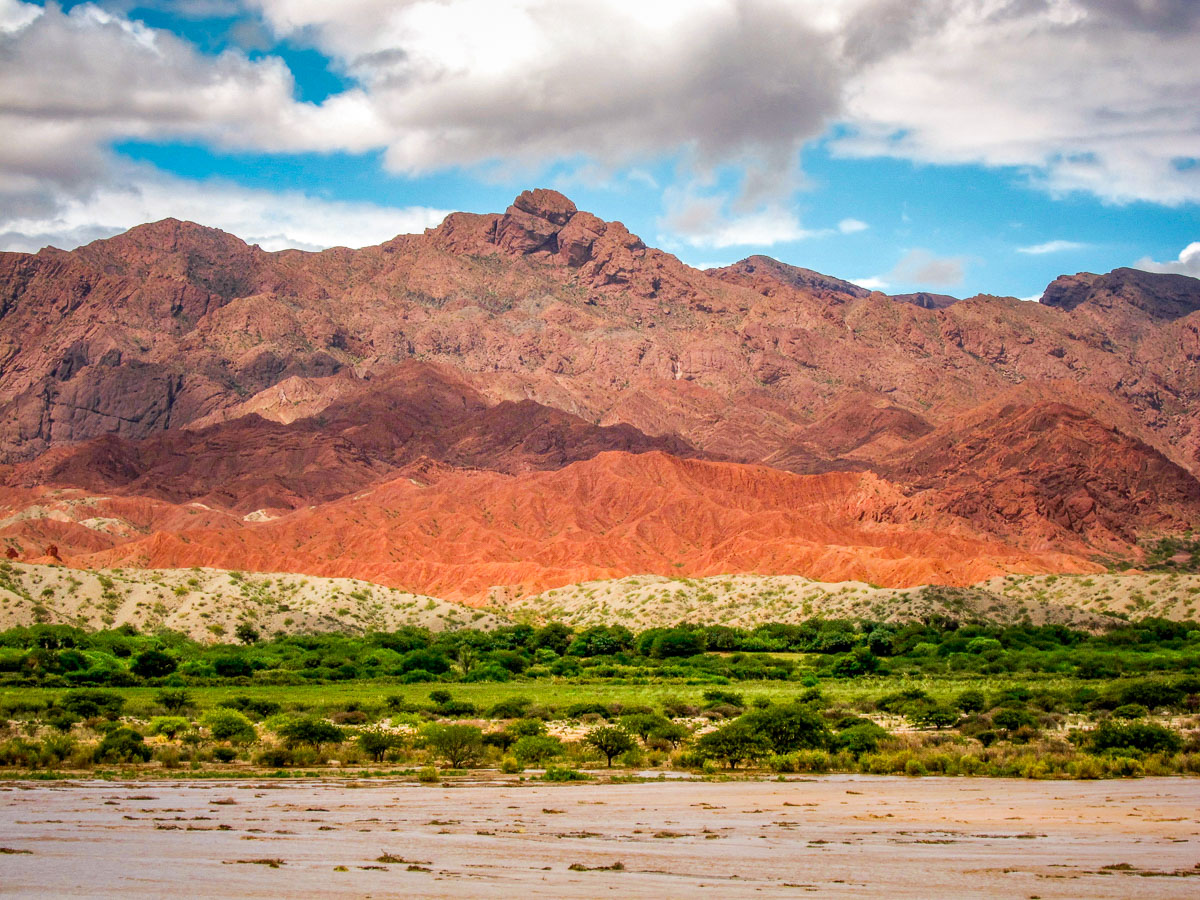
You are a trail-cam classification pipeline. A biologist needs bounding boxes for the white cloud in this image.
[664,197,816,248]
[252,0,846,184]
[1135,241,1200,278]
[1,0,1198,250]
[857,248,967,291]
[1017,239,1087,255]
[661,187,869,248]
[0,164,449,252]
[837,0,1200,205]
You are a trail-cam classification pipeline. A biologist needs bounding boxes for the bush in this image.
[1116,679,1185,710]
[542,766,590,781]
[488,697,533,719]
[499,755,523,774]
[61,689,124,719]
[1087,721,1183,755]
[131,649,177,679]
[202,709,257,744]
[1110,703,1149,720]
[155,689,193,713]
[992,708,1037,733]
[218,696,282,720]
[507,718,547,738]
[835,722,890,756]
[44,708,79,732]
[255,746,296,768]
[910,705,960,729]
[417,765,440,783]
[148,716,190,739]
[213,746,238,763]
[512,735,564,766]
[96,727,151,763]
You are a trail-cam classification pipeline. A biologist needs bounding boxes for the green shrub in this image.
[513,735,564,766]
[202,709,257,744]
[499,755,523,774]
[61,689,125,720]
[542,766,590,781]
[96,727,151,763]
[1087,721,1183,755]
[148,716,190,739]
[1110,703,1148,720]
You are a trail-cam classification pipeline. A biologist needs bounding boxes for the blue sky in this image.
[2,0,1199,299]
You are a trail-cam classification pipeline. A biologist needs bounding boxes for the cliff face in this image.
[2,189,1199,599]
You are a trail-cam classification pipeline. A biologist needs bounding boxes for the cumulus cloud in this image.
[251,0,848,187]
[1018,239,1088,255]
[1,0,1198,249]
[0,163,449,252]
[838,0,1200,205]
[1135,242,1200,278]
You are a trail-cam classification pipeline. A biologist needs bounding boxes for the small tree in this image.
[911,705,961,730]
[583,725,636,767]
[422,723,484,768]
[278,716,345,749]
[649,720,689,749]
[741,703,829,753]
[620,712,669,742]
[234,622,261,645]
[358,727,402,763]
[696,721,771,769]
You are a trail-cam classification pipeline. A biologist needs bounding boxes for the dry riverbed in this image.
[1,776,1199,897]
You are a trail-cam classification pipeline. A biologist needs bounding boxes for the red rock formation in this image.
[64,451,1099,602]
[2,189,1200,599]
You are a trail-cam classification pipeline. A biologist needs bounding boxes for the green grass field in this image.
[0,672,1099,718]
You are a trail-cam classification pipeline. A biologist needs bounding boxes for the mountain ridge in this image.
[2,188,1199,601]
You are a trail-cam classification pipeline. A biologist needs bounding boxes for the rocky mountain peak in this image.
[1040,267,1200,321]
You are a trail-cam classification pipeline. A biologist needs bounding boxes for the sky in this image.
[0,0,1198,298]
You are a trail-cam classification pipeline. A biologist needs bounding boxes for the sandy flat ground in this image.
[1,776,1198,898]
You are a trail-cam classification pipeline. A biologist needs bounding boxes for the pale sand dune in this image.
[499,571,1200,629]
[0,777,1197,897]
[4,561,1200,637]
[0,562,502,639]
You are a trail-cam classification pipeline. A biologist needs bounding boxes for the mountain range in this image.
[2,188,1198,605]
